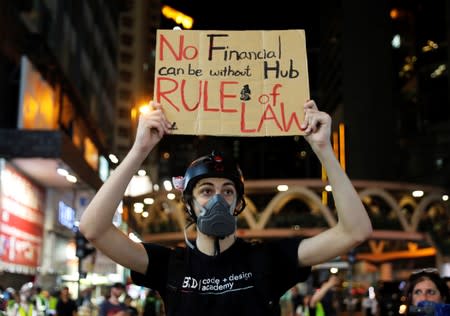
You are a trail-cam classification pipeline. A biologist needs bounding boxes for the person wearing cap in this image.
[79,100,372,316]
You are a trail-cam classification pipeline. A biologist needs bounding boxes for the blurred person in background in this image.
[76,287,95,316]
[311,275,340,316]
[443,277,450,291]
[403,268,450,315]
[361,286,378,316]
[46,289,59,316]
[34,287,48,316]
[6,282,38,316]
[301,275,339,316]
[290,285,304,316]
[98,283,127,316]
[56,286,77,316]
[143,290,163,316]
[4,288,19,315]
[1,285,7,314]
[123,295,138,316]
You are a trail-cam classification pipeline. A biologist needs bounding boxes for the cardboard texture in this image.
[154,29,310,136]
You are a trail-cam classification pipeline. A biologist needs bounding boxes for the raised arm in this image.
[309,275,339,307]
[297,100,372,266]
[79,102,171,274]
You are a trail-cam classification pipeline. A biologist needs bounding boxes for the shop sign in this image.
[0,163,45,273]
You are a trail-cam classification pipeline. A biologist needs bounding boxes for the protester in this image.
[80,100,372,315]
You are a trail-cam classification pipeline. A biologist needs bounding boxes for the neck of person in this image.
[109,295,120,305]
[196,230,236,256]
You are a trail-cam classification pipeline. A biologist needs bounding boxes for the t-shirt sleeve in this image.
[266,238,312,297]
[130,243,171,292]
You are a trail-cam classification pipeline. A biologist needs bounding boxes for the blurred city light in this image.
[56,167,69,176]
[412,190,424,198]
[392,34,401,48]
[161,5,194,29]
[109,154,119,164]
[163,179,173,191]
[128,232,142,242]
[144,197,155,205]
[137,169,146,176]
[133,202,144,214]
[330,267,339,274]
[66,174,77,183]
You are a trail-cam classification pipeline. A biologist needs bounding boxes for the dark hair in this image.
[112,282,125,289]
[404,269,450,310]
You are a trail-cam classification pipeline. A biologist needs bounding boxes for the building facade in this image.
[0,1,123,290]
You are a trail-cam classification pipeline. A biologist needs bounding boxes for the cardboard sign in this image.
[154,29,310,136]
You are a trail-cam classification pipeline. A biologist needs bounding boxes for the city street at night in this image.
[1,1,450,316]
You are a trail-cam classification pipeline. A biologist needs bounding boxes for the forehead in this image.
[195,177,235,187]
[414,279,438,289]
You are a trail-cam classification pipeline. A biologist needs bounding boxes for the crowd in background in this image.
[280,271,450,316]
[0,282,164,316]
[1,270,449,316]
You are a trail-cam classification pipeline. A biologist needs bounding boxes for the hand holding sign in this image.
[301,100,332,151]
[154,29,310,136]
[132,101,172,156]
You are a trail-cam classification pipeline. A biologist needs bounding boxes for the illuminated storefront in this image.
[0,55,116,291]
[0,160,45,288]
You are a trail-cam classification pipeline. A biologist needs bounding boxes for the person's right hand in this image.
[328,275,340,287]
[131,101,172,156]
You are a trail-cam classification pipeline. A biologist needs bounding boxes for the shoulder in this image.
[140,243,174,265]
[141,242,172,255]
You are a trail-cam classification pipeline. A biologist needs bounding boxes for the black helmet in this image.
[180,151,246,217]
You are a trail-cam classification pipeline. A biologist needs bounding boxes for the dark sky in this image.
[161,1,321,45]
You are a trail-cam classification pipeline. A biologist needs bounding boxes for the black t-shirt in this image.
[131,238,311,316]
[98,300,127,316]
[56,298,78,316]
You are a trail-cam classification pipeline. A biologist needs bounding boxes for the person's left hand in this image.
[301,100,332,151]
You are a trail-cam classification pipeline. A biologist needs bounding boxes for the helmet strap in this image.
[214,237,220,256]
[184,221,195,249]
[185,200,197,221]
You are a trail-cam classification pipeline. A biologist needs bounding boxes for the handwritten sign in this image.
[154,29,310,136]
